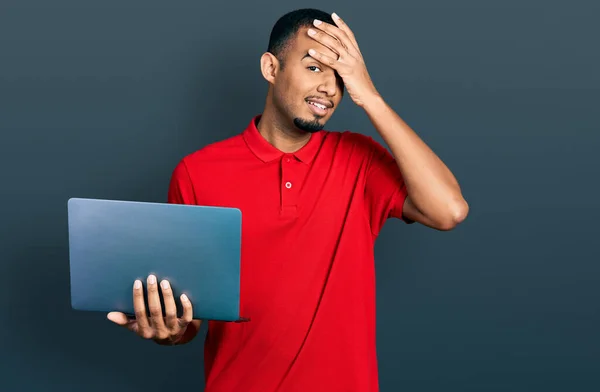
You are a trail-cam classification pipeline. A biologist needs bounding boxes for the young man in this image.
[108,8,468,392]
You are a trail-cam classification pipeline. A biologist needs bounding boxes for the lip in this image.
[305,98,333,108]
[306,100,329,116]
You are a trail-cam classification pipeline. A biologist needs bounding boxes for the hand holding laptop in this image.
[106,274,202,345]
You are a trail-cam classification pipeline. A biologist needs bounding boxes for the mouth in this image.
[305,98,333,116]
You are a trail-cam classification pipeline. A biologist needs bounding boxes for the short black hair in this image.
[267,8,335,69]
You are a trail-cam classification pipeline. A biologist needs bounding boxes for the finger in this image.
[313,18,358,57]
[308,49,345,70]
[132,279,151,334]
[107,312,141,335]
[107,311,129,326]
[178,293,193,328]
[160,279,178,330]
[331,13,360,50]
[146,274,166,330]
[307,28,346,58]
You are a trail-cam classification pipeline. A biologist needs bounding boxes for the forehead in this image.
[288,26,338,60]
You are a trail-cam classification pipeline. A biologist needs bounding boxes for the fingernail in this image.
[181,294,189,302]
[307,28,316,36]
[161,280,170,289]
[148,275,156,284]
[314,19,322,26]
[332,13,339,20]
[308,49,316,55]
[134,280,141,289]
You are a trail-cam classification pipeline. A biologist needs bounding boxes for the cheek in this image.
[274,79,303,112]
[282,76,308,102]
[275,67,317,105]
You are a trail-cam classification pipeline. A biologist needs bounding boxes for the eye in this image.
[307,65,322,73]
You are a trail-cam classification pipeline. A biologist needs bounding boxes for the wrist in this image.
[360,92,385,113]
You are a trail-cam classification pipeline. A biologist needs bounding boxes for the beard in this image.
[271,87,330,133]
[293,116,325,133]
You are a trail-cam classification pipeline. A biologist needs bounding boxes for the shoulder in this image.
[322,129,386,157]
[177,133,245,168]
[169,133,246,185]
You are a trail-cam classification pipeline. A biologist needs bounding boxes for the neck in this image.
[257,100,311,154]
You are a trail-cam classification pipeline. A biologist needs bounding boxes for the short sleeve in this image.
[362,135,412,236]
[167,159,197,205]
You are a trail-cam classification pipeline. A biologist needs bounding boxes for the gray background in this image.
[1,0,598,391]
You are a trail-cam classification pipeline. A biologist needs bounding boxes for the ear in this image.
[260,52,279,84]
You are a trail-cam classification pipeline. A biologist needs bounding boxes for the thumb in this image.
[107,312,130,326]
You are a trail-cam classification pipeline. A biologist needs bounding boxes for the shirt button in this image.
[286,158,291,163]
[285,182,292,189]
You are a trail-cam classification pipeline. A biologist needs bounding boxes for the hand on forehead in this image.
[298,26,339,61]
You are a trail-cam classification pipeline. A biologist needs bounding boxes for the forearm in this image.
[362,94,467,224]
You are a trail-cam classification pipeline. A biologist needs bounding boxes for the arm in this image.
[307,13,468,230]
[362,95,469,230]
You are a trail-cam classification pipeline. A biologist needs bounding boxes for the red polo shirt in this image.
[167,115,409,392]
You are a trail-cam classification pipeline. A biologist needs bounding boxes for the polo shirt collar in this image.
[243,115,323,164]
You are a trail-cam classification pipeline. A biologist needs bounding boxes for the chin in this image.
[293,107,334,133]
[293,116,327,133]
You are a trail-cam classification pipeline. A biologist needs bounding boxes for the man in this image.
[107,8,468,392]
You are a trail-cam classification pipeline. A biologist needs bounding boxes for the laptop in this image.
[67,197,246,322]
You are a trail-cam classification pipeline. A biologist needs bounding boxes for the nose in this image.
[317,73,338,97]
